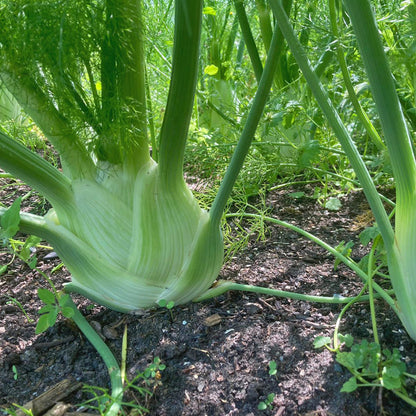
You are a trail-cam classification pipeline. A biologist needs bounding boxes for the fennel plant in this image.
[0,0,287,311]
[0,0,225,312]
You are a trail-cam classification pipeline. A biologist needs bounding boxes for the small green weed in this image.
[258,360,278,411]
[315,334,416,406]
[268,360,277,377]
[12,365,18,381]
[336,340,407,393]
[4,296,34,324]
[80,358,166,416]
[3,403,34,416]
[36,288,74,334]
[258,393,275,411]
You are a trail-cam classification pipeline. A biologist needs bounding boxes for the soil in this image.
[1,177,416,416]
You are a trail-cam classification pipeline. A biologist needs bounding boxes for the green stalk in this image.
[196,280,386,304]
[328,0,385,152]
[343,0,416,198]
[224,15,240,64]
[117,0,149,170]
[0,69,95,180]
[158,0,203,184]
[209,23,282,228]
[367,236,380,345]
[99,0,149,168]
[234,0,263,83]
[145,64,158,162]
[0,131,73,208]
[268,0,394,249]
[255,0,273,51]
[66,297,123,416]
[225,212,397,311]
[344,0,416,341]
[333,285,368,350]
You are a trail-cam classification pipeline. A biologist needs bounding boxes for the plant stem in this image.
[196,280,388,304]
[269,0,394,248]
[367,236,380,345]
[234,0,263,83]
[100,0,149,168]
[255,0,273,51]
[209,22,281,227]
[345,0,416,342]
[333,285,368,350]
[0,69,96,180]
[118,0,149,169]
[158,0,203,184]
[66,297,123,416]
[0,131,73,208]
[328,0,385,152]
[392,389,416,408]
[225,212,397,311]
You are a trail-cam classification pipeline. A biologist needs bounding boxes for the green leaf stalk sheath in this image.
[270,0,416,341]
[234,0,263,83]
[328,0,385,152]
[66,297,123,416]
[344,0,416,341]
[210,20,283,227]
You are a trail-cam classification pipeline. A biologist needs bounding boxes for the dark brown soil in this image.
[1,179,416,416]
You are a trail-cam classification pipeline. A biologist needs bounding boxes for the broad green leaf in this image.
[203,6,216,15]
[0,264,7,275]
[268,360,277,376]
[381,365,402,390]
[381,376,402,390]
[334,241,354,270]
[27,255,38,270]
[359,226,379,246]
[37,288,56,305]
[338,333,354,348]
[340,376,358,393]
[0,198,21,240]
[158,363,166,371]
[289,191,305,199]
[299,139,320,167]
[47,308,59,327]
[38,304,56,314]
[258,402,267,410]
[23,235,41,251]
[336,352,356,369]
[313,336,331,349]
[325,197,341,211]
[204,65,219,76]
[61,306,74,318]
[267,393,275,402]
[35,314,51,334]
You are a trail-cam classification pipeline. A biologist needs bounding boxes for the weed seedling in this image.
[12,365,18,380]
[258,393,275,411]
[268,360,277,377]
[4,296,34,324]
[258,360,278,411]
[80,358,166,416]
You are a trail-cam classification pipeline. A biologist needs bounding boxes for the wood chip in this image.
[204,313,222,327]
[17,378,82,416]
[103,325,118,339]
[44,402,70,416]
